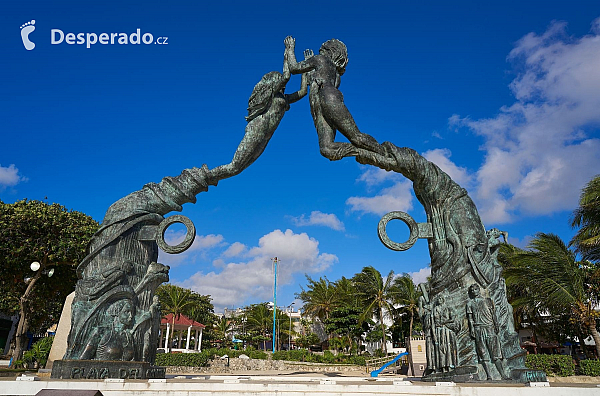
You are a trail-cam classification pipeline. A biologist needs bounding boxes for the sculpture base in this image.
[421,365,547,383]
[421,365,478,382]
[51,360,165,380]
[509,368,547,383]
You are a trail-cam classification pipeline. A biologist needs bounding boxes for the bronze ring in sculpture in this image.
[156,215,196,254]
[378,211,419,251]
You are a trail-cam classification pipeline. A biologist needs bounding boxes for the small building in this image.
[160,314,205,353]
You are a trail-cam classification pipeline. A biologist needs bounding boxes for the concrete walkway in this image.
[1,372,599,396]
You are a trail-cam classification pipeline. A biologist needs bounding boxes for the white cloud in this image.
[346,179,414,216]
[222,242,247,257]
[449,18,600,224]
[180,229,337,311]
[423,148,473,188]
[409,267,431,285]
[0,164,27,188]
[159,233,225,267]
[291,211,345,231]
[356,167,401,188]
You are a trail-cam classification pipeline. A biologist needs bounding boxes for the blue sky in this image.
[2,1,600,312]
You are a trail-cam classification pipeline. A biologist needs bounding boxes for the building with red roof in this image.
[160,313,205,352]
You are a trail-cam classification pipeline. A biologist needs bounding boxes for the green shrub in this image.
[156,348,268,367]
[347,355,366,366]
[525,354,574,377]
[272,351,289,361]
[580,360,600,376]
[155,351,210,367]
[245,349,267,360]
[22,336,54,368]
[323,350,336,364]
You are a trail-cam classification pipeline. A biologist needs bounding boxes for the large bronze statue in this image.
[283,36,545,382]
[54,36,546,382]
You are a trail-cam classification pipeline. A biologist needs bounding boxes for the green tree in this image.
[571,175,600,262]
[156,284,194,351]
[244,303,273,350]
[324,306,364,354]
[296,276,339,323]
[393,273,421,374]
[499,243,550,353]
[214,316,233,348]
[352,266,399,355]
[393,274,420,342]
[296,332,320,349]
[185,294,217,346]
[502,233,600,358]
[0,199,98,365]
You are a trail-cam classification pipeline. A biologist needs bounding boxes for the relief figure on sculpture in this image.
[433,295,459,373]
[418,283,436,374]
[466,284,510,380]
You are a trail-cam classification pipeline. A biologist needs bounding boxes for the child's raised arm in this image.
[285,49,313,104]
[284,36,317,74]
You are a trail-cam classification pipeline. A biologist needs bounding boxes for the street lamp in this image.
[25,261,54,284]
[288,302,295,350]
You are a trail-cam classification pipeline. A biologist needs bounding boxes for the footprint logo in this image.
[20,20,36,50]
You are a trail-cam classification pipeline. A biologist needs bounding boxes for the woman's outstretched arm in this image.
[286,49,313,104]
[284,36,317,74]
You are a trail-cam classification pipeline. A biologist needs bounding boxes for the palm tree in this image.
[157,284,194,351]
[499,243,548,353]
[296,276,339,322]
[503,233,600,358]
[571,175,600,262]
[245,303,272,351]
[215,316,233,347]
[393,274,421,373]
[334,276,359,308]
[352,266,399,355]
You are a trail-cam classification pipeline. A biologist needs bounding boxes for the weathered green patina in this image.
[56,47,307,379]
[284,35,545,382]
[58,36,545,382]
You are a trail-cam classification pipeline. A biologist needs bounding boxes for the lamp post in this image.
[288,302,295,350]
[12,261,54,367]
[271,257,279,353]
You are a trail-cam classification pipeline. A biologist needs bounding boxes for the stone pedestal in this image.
[421,365,546,383]
[51,360,165,379]
[46,292,74,369]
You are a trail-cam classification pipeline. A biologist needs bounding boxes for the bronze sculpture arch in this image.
[52,37,545,383]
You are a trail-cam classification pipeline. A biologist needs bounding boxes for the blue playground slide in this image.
[370,351,409,377]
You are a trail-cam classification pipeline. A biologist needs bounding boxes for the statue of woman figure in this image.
[80,299,137,361]
[210,50,311,180]
[433,296,458,373]
[418,283,436,374]
[283,36,385,161]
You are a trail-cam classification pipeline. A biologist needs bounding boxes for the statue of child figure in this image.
[284,36,385,161]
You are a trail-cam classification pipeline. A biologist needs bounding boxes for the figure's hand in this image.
[304,49,314,59]
[284,36,295,49]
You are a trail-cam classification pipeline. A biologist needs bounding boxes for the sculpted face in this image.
[468,284,481,298]
[119,302,134,327]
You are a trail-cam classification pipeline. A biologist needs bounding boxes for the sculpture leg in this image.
[494,358,509,380]
[319,86,385,156]
[311,94,357,161]
[481,360,493,380]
